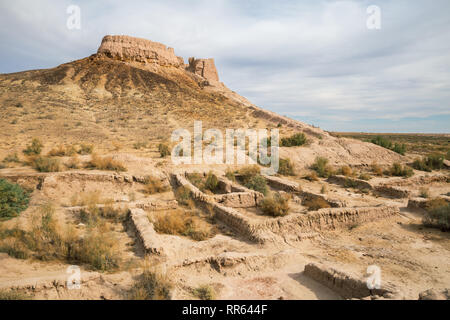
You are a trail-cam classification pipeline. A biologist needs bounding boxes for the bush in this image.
[423,203,450,231]
[358,173,372,181]
[312,157,333,178]
[339,166,353,177]
[303,197,330,211]
[86,154,126,172]
[204,172,219,192]
[245,175,268,195]
[305,171,319,181]
[0,290,31,300]
[237,165,260,184]
[278,158,295,176]
[128,268,173,300]
[30,156,61,172]
[193,285,215,300]
[225,168,236,182]
[23,138,43,155]
[143,176,168,195]
[260,193,290,217]
[413,154,445,172]
[0,179,30,219]
[419,188,430,198]
[175,186,194,208]
[281,133,307,147]
[3,153,20,163]
[77,143,94,155]
[388,163,414,178]
[370,136,406,155]
[158,143,171,158]
[47,145,77,157]
[66,156,81,169]
[371,163,383,176]
[392,143,406,155]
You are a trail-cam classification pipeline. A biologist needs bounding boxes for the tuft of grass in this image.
[371,163,383,176]
[305,171,319,182]
[205,172,219,192]
[77,143,94,155]
[23,138,43,156]
[358,173,372,181]
[311,157,334,178]
[281,133,307,147]
[192,285,216,300]
[128,267,173,300]
[175,186,195,209]
[419,187,430,198]
[278,158,295,176]
[0,179,30,219]
[303,197,331,211]
[158,143,171,158]
[85,154,126,172]
[47,145,77,157]
[320,185,328,194]
[133,141,147,149]
[260,193,290,217]
[29,156,61,172]
[3,153,20,163]
[339,166,353,177]
[66,155,81,169]
[237,165,260,184]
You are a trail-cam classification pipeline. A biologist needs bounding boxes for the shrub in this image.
[370,136,406,155]
[358,173,372,181]
[86,154,126,172]
[3,153,20,163]
[0,290,31,300]
[158,143,171,158]
[133,141,147,149]
[193,285,215,300]
[175,186,194,208]
[388,163,414,178]
[66,155,81,169]
[204,172,219,192]
[320,185,328,194]
[371,163,383,176]
[143,176,168,194]
[278,158,295,176]
[303,197,331,211]
[225,168,236,182]
[77,143,94,155]
[281,133,307,147]
[260,193,290,217]
[305,171,319,181]
[423,203,450,232]
[312,157,333,178]
[47,145,77,157]
[392,143,406,155]
[23,138,43,155]
[413,154,445,172]
[237,165,260,184]
[245,175,268,195]
[30,156,61,172]
[128,268,173,300]
[0,179,30,219]
[339,166,353,177]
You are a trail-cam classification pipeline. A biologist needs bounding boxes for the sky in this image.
[1,0,449,133]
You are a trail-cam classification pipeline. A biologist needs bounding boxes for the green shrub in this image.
[204,172,219,192]
[413,154,445,172]
[392,143,406,155]
[3,153,20,163]
[158,144,171,158]
[312,157,333,178]
[278,158,295,176]
[0,179,30,219]
[23,138,43,155]
[358,173,372,181]
[281,133,307,147]
[371,136,406,155]
[30,156,61,172]
[237,165,260,184]
[423,203,450,231]
[77,143,94,155]
[388,163,414,178]
[260,193,290,217]
[245,175,268,195]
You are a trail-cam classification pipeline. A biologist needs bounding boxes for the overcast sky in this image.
[1,0,449,133]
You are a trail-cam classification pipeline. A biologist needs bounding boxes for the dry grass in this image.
[85,154,127,171]
[339,165,353,177]
[260,193,290,217]
[47,144,77,157]
[128,266,173,300]
[143,176,169,195]
[29,156,61,172]
[192,285,216,300]
[371,163,383,176]
[152,209,214,241]
[0,289,31,300]
[303,197,331,211]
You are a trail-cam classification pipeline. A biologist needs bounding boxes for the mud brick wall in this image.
[327,175,373,190]
[300,191,347,208]
[128,208,164,255]
[375,185,411,198]
[214,192,263,208]
[304,263,396,299]
[263,175,301,192]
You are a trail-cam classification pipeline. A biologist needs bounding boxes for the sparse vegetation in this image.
[175,186,194,208]
[152,209,214,241]
[370,136,406,155]
[85,154,126,171]
[3,153,20,163]
[339,166,353,177]
[281,133,307,147]
[423,202,450,232]
[47,145,77,157]
[412,154,445,172]
[23,138,43,156]
[303,197,331,211]
[260,193,290,217]
[204,172,219,192]
[419,188,430,198]
[128,267,173,300]
[305,171,319,181]
[278,158,295,176]
[30,156,61,172]
[192,285,216,300]
[320,185,328,194]
[0,179,30,219]
[371,163,383,176]
[0,290,31,300]
[158,143,171,158]
[311,157,334,178]
[77,143,94,155]
[358,173,372,181]
[225,168,236,182]
[244,175,268,195]
[387,163,414,178]
[143,176,168,194]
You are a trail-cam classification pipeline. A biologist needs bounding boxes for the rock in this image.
[418,288,449,300]
[187,57,219,82]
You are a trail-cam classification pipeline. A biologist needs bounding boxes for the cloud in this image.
[0,0,449,132]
